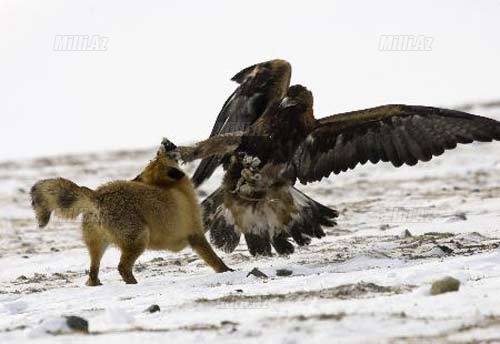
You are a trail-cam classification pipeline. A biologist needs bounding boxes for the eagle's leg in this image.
[244,232,272,256]
[230,154,267,202]
[271,232,295,255]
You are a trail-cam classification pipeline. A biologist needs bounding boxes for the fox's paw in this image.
[85,278,102,287]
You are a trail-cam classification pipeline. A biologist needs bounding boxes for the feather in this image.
[295,104,500,183]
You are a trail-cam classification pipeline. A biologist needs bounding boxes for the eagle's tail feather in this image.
[288,187,339,246]
[202,187,241,253]
[202,186,339,256]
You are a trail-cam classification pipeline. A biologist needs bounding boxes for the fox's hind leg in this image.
[82,214,108,286]
[117,230,149,284]
[188,233,233,273]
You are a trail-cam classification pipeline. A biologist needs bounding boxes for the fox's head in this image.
[133,146,186,187]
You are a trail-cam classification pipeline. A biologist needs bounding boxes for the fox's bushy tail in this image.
[30,178,97,228]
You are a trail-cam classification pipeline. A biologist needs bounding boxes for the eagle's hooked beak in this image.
[280,97,298,109]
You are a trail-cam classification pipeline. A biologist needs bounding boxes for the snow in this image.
[27,317,72,338]
[0,103,499,343]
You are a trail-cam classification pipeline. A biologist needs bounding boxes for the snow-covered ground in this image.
[1,103,500,343]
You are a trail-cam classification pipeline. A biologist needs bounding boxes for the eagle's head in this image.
[280,84,313,112]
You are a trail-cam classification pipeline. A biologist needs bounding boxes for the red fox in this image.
[30,147,232,286]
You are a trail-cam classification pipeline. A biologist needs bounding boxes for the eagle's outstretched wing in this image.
[293,105,500,184]
[192,59,291,187]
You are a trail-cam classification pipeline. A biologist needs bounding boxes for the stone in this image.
[276,269,293,277]
[145,304,160,313]
[430,277,460,295]
[247,268,268,279]
[64,316,89,333]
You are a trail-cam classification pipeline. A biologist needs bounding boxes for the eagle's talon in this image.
[242,155,253,166]
[241,168,254,181]
[250,157,261,168]
[242,155,261,168]
[252,173,262,182]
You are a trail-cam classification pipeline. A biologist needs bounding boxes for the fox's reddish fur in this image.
[30,148,232,286]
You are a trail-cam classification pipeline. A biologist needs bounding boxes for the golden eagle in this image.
[163,59,500,256]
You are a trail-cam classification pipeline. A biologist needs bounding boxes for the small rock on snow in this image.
[145,304,160,313]
[64,316,89,333]
[276,269,293,277]
[247,268,268,279]
[431,277,460,295]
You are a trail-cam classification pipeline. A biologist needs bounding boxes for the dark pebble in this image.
[276,269,293,277]
[64,316,89,333]
[145,304,160,313]
[247,268,268,279]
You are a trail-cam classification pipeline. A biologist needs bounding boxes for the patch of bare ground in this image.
[315,232,500,263]
[195,282,414,305]
[390,315,500,343]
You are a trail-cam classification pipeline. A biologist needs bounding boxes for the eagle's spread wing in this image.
[293,105,500,184]
[192,61,290,187]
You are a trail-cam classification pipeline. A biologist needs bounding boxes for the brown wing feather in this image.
[192,60,291,187]
[293,105,500,184]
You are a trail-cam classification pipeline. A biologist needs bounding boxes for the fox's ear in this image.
[161,138,177,152]
[167,167,185,181]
